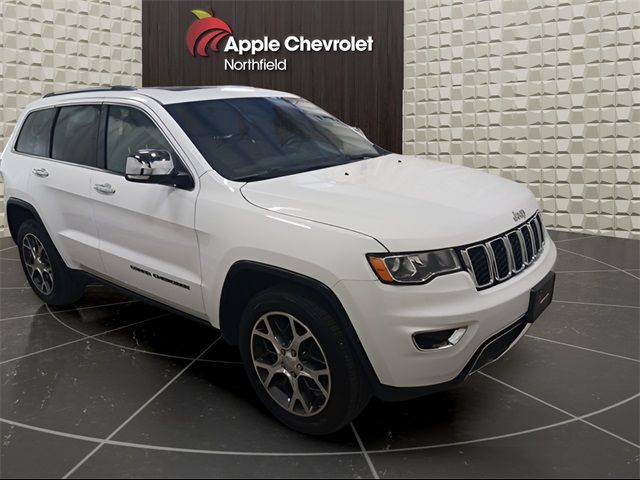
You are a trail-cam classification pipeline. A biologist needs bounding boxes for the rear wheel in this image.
[239,286,371,435]
[17,219,85,305]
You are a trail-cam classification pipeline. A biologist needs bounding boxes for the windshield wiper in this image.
[345,152,381,161]
[235,159,349,182]
[234,167,289,182]
[235,152,384,182]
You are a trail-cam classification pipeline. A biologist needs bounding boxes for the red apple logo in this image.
[186,8,233,57]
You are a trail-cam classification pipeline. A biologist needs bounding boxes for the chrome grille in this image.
[506,231,525,273]
[488,238,512,281]
[466,244,493,288]
[461,212,546,289]
[521,226,534,262]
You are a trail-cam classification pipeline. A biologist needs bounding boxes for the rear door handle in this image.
[32,168,49,178]
[94,183,116,195]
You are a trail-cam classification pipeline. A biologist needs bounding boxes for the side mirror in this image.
[125,149,174,181]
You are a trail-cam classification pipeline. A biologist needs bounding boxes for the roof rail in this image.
[43,86,138,98]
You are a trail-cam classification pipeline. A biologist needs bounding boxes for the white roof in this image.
[30,86,298,109]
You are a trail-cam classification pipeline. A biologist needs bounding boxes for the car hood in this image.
[240,154,540,251]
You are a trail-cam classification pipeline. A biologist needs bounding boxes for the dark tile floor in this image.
[0,231,638,478]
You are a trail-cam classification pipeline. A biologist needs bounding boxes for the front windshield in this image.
[166,96,386,181]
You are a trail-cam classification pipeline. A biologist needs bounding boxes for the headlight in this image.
[367,249,461,284]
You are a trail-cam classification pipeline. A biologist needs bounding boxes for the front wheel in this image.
[238,286,371,435]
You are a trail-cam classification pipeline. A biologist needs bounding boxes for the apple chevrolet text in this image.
[185,9,373,72]
[0,86,556,434]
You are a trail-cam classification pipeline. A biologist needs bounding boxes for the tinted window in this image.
[106,106,176,174]
[51,105,100,166]
[166,97,384,181]
[15,108,56,157]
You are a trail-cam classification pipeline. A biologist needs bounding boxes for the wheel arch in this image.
[218,260,380,388]
[6,198,42,243]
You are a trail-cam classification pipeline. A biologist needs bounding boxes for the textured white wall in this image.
[0,0,142,234]
[404,0,640,238]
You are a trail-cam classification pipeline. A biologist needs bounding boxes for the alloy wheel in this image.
[250,311,331,417]
[22,233,54,296]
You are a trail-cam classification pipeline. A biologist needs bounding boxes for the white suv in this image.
[1,86,556,434]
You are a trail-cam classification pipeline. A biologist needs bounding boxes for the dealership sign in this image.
[185,8,373,70]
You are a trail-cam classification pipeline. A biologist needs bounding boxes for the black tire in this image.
[238,285,371,435]
[17,219,85,305]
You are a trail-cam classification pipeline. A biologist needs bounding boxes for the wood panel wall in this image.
[142,0,403,152]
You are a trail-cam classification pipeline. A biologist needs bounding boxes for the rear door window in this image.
[14,108,56,157]
[51,105,101,167]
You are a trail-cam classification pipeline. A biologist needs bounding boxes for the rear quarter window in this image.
[14,108,56,157]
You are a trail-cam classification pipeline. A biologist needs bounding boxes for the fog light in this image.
[413,327,467,351]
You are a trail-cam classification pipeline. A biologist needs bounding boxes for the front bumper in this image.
[332,239,557,397]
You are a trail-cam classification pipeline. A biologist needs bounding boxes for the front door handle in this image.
[94,183,116,195]
[32,168,49,178]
